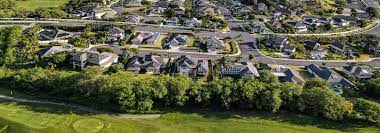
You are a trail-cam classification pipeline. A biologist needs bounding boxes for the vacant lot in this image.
[15,0,69,10]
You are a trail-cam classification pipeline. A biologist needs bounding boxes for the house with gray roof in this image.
[331,41,350,55]
[219,62,260,78]
[172,55,209,77]
[261,64,305,85]
[205,37,225,53]
[164,34,189,48]
[130,31,160,45]
[332,15,358,26]
[149,7,165,15]
[303,40,321,51]
[126,53,163,74]
[107,27,125,43]
[310,50,327,60]
[258,3,267,11]
[125,15,143,24]
[185,18,202,27]
[71,51,119,70]
[306,64,355,89]
[265,37,296,54]
[343,64,374,79]
[38,45,78,57]
[125,0,142,7]
[288,21,308,33]
[265,37,288,48]
[38,29,75,44]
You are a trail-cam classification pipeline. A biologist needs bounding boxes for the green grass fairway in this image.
[15,0,69,10]
[0,99,378,133]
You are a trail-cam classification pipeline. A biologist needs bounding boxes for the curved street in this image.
[1,18,380,67]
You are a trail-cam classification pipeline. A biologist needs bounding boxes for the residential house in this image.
[126,54,162,74]
[164,34,189,48]
[38,29,74,44]
[319,17,333,25]
[302,16,321,26]
[92,9,107,19]
[303,40,321,51]
[156,0,168,7]
[165,17,179,26]
[205,37,225,53]
[368,40,380,54]
[331,41,350,54]
[219,62,260,78]
[271,20,283,29]
[199,6,216,17]
[261,64,305,85]
[130,32,145,45]
[172,55,209,76]
[68,3,105,20]
[332,15,358,26]
[145,32,161,45]
[185,18,202,27]
[130,31,161,45]
[343,64,374,79]
[125,0,142,7]
[107,27,125,43]
[310,50,327,60]
[71,51,119,70]
[149,7,165,15]
[250,21,273,34]
[125,15,143,24]
[265,36,289,49]
[283,44,296,54]
[258,3,267,11]
[38,45,78,57]
[306,64,355,89]
[355,9,369,19]
[174,7,186,16]
[288,21,308,33]
[271,5,291,20]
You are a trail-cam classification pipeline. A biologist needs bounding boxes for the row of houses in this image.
[37,27,126,45]
[38,43,374,94]
[264,36,362,59]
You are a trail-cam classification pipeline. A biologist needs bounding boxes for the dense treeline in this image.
[0,67,378,125]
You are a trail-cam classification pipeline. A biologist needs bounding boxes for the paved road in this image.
[2,18,380,67]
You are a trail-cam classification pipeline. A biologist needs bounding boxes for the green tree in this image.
[279,82,303,111]
[299,87,352,120]
[259,70,278,83]
[256,89,282,113]
[303,78,331,90]
[352,98,380,124]
[362,78,380,98]
[366,7,378,18]
[233,78,266,109]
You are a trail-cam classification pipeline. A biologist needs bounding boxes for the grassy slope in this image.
[0,97,378,132]
[15,0,69,10]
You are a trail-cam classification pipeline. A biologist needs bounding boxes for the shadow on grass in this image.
[172,108,379,132]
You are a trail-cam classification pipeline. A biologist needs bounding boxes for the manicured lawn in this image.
[0,99,379,133]
[15,0,69,10]
[356,54,370,61]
